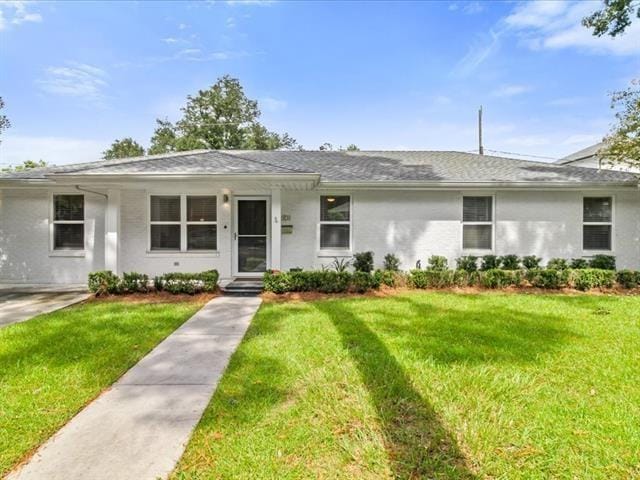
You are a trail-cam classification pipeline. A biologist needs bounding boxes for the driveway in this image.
[0,290,90,328]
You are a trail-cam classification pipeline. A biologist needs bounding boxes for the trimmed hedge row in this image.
[88,270,219,296]
[264,267,638,294]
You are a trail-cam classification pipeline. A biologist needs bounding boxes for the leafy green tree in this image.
[149,75,298,152]
[583,0,639,37]
[103,138,145,160]
[2,160,47,173]
[345,144,360,151]
[318,143,359,151]
[0,96,10,144]
[599,79,640,170]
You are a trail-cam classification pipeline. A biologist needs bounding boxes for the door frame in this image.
[232,195,271,277]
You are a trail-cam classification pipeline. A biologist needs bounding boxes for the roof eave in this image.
[318,180,639,190]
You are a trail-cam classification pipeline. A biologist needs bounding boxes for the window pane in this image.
[238,236,267,272]
[54,224,84,249]
[150,196,180,222]
[584,197,612,223]
[584,225,611,250]
[463,197,492,222]
[187,225,217,250]
[321,196,350,221]
[463,224,492,249]
[150,224,180,250]
[54,195,84,221]
[320,224,350,249]
[187,196,216,222]
[238,200,266,235]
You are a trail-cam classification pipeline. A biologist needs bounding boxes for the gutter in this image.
[317,180,639,190]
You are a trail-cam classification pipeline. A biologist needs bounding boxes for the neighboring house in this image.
[556,142,640,173]
[0,150,639,285]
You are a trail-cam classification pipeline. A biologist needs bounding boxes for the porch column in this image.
[271,188,282,271]
[105,189,121,274]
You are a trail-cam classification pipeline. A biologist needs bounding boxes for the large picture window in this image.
[462,196,493,250]
[53,194,84,250]
[583,197,612,251]
[149,195,217,251]
[319,195,351,250]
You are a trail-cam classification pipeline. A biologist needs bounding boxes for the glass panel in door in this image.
[237,200,267,273]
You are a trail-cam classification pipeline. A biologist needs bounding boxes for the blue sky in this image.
[0,0,638,166]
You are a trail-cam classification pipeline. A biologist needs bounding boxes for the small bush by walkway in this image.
[0,296,208,476]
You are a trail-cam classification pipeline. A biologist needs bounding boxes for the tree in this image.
[318,143,359,151]
[103,138,145,160]
[0,96,10,144]
[583,0,639,37]
[149,75,298,152]
[599,79,640,170]
[2,160,47,173]
[345,144,360,151]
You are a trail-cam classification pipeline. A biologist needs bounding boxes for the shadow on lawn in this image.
[315,301,477,479]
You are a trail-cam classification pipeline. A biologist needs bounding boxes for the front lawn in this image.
[174,292,640,479]
[0,296,208,476]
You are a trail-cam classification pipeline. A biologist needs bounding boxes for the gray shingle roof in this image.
[555,142,605,164]
[1,149,637,185]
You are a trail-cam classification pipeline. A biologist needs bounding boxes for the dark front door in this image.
[236,199,268,274]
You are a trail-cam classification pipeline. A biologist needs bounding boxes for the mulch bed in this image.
[86,291,218,304]
[262,285,640,303]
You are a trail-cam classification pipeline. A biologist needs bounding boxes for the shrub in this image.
[351,272,379,293]
[318,271,351,293]
[427,255,448,271]
[570,258,589,269]
[353,251,374,272]
[571,269,616,291]
[88,270,121,296]
[547,258,569,270]
[121,272,149,293]
[160,270,219,294]
[329,257,351,273]
[500,255,521,270]
[456,256,478,273]
[479,269,523,289]
[526,268,570,289]
[263,270,291,294]
[383,253,400,272]
[288,271,322,291]
[588,254,616,271]
[374,269,397,287]
[480,255,500,271]
[522,255,542,270]
[153,276,164,292]
[617,270,640,289]
[409,270,455,289]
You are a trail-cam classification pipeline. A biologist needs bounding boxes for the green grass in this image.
[0,297,206,476]
[174,292,640,479]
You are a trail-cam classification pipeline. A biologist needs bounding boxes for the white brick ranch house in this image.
[0,150,638,285]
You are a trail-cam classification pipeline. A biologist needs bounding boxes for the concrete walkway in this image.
[0,292,90,328]
[8,295,261,480]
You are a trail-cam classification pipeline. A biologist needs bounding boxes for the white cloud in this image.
[492,84,532,97]
[0,1,42,30]
[226,0,276,5]
[36,62,108,105]
[449,1,483,14]
[452,29,501,77]
[0,134,108,166]
[163,37,179,44]
[178,22,188,30]
[260,96,287,112]
[561,133,602,145]
[506,0,640,56]
[226,16,236,28]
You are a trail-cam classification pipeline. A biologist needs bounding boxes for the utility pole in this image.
[478,105,484,155]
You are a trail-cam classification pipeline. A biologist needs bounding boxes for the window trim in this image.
[317,194,352,254]
[50,193,86,254]
[148,194,218,253]
[461,194,495,253]
[582,195,614,253]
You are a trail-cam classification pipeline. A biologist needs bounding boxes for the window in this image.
[53,194,84,250]
[149,195,217,251]
[319,195,350,249]
[583,197,612,251]
[462,196,493,250]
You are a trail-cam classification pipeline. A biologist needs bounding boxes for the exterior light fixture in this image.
[327,197,335,202]
[223,194,229,204]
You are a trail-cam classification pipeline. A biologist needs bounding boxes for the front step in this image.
[221,280,264,297]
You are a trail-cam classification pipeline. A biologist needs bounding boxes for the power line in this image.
[484,149,560,161]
